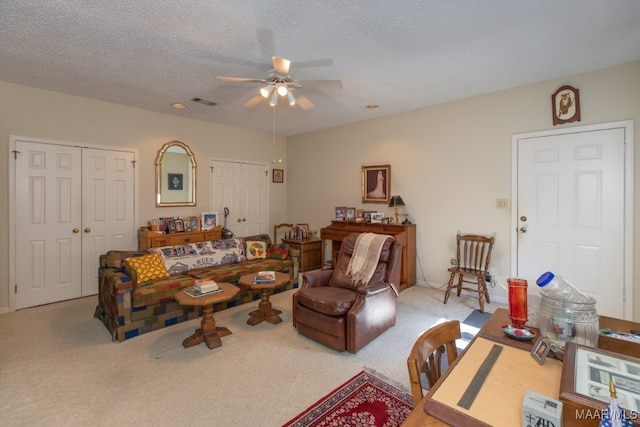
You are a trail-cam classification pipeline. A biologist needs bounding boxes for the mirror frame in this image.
[155,140,197,207]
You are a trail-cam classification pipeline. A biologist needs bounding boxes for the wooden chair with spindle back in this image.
[443,233,495,313]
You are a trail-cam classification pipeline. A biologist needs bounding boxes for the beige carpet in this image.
[0,285,505,426]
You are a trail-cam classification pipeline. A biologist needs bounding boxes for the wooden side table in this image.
[282,238,322,272]
[174,283,239,349]
[238,272,290,325]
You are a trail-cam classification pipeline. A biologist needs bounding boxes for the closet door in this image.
[15,141,83,309]
[81,148,136,296]
[13,139,137,309]
[210,160,268,237]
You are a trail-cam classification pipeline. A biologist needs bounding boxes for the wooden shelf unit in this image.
[319,221,416,291]
[138,226,222,250]
[282,238,322,272]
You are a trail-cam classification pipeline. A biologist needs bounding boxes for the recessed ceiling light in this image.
[171,103,186,109]
[365,104,379,109]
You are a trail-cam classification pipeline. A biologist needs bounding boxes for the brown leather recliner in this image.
[292,233,403,353]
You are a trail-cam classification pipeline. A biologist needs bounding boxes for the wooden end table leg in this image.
[247,288,282,326]
[182,304,232,349]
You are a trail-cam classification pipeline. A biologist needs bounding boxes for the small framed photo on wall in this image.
[552,85,580,125]
[362,165,390,204]
[273,169,284,183]
[167,173,183,190]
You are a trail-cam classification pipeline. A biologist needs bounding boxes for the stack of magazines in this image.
[253,271,276,284]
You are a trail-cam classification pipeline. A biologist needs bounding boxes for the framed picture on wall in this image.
[362,165,390,204]
[201,212,218,230]
[167,173,183,190]
[273,169,284,183]
[552,85,580,125]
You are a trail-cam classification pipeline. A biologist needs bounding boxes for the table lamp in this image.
[388,195,410,224]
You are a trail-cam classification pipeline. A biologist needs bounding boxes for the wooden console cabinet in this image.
[320,221,416,291]
[138,226,222,250]
[282,238,322,272]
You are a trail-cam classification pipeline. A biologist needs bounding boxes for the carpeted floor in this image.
[0,285,506,426]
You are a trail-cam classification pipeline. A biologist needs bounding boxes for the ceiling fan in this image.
[215,56,342,110]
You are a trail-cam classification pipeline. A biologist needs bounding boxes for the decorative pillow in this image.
[124,252,169,283]
[245,240,268,260]
[267,243,289,260]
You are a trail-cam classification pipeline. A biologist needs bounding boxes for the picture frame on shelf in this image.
[167,173,183,190]
[356,208,364,221]
[174,218,185,233]
[201,212,218,230]
[188,216,199,231]
[335,206,346,221]
[552,85,580,125]
[363,211,376,222]
[167,219,177,233]
[531,337,551,365]
[273,169,284,183]
[345,207,356,220]
[362,164,391,204]
[371,212,384,223]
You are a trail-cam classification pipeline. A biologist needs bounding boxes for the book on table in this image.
[253,271,276,283]
[184,286,223,298]
[194,279,219,293]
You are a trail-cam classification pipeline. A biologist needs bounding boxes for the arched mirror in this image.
[155,140,196,207]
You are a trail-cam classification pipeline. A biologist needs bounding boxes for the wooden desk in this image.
[320,221,416,290]
[402,308,640,426]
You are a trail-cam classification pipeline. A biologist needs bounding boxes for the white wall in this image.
[2,61,639,319]
[0,81,287,311]
[286,60,640,320]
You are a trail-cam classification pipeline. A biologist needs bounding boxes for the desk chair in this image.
[443,233,494,313]
[407,320,461,406]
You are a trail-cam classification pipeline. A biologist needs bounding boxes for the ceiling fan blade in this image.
[215,76,264,83]
[272,56,291,75]
[244,95,263,108]
[295,95,314,111]
[297,79,343,90]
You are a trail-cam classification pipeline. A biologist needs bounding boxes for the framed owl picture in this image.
[552,85,580,125]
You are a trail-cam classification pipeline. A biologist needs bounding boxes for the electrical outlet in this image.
[485,274,492,283]
[496,198,509,209]
[450,258,458,266]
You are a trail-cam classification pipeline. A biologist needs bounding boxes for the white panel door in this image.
[210,160,268,237]
[15,141,82,309]
[515,126,627,317]
[81,148,136,296]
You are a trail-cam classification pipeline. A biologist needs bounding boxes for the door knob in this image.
[84,227,91,233]
[519,226,528,233]
[520,216,527,222]
[73,228,80,233]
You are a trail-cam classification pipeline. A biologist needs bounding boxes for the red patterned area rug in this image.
[283,368,414,427]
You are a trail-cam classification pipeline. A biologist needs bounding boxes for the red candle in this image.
[508,278,528,328]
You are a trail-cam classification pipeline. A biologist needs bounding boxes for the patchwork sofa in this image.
[94,234,296,342]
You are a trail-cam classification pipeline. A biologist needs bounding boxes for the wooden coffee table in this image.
[238,272,290,326]
[174,282,239,349]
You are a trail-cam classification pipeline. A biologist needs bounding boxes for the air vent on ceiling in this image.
[191,97,217,106]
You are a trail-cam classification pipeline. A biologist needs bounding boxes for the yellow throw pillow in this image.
[245,240,267,260]
[124,252,169,282]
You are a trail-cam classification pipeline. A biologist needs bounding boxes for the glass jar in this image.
[538,295,599,350]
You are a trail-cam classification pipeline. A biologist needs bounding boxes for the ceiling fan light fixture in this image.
[276,84,288,96]
[269,91,278,107]
[260,84,274,98]
[287,91,296,106]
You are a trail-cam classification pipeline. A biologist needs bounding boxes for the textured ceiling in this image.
[1,1,639,137]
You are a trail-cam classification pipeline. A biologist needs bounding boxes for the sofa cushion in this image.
[296,286,356,317]
[131,274,195,308]
[123,252,169,282]
[267,243,289,260]
[245,240,267,260]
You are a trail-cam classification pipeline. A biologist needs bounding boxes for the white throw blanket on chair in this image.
[346,233,391,285]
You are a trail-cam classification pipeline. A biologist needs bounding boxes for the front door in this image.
[210,160,268,237]
[512,121,632,318]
